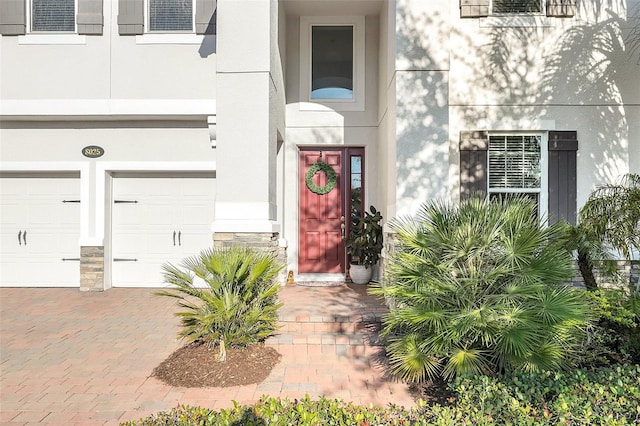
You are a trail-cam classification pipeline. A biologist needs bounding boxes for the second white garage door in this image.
[111,175,216,287]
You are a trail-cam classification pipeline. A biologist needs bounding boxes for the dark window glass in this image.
[311,26,354,100]
[150,0,193,32]
[492,0,542,13]
[32,0,75,32]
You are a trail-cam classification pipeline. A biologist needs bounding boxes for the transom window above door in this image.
[311,25,354,100]
[300,16,365,111]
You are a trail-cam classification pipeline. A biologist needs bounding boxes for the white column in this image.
[214,0,280,233]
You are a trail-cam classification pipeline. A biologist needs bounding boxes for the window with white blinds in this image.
[31,0,75,32]
[492,0,542,13]
[489,135,541,191]
[149,0,193,32]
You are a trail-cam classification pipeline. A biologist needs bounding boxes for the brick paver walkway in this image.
[0,285,414,425]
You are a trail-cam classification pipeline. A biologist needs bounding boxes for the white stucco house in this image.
[1,0,638,290]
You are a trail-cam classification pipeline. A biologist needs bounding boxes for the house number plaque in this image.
[82,145,104,158]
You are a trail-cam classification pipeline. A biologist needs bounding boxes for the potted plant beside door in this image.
[345,205,383,284]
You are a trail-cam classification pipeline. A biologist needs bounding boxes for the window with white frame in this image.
[148,0,193,32]
[31,0,75,32]
[488,134,546,214]
[300,16,365,111]
[491,0,542,14]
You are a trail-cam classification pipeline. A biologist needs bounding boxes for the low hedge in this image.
[122,364,640,426]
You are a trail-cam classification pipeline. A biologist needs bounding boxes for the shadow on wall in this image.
[199,35,217,58]
[539,1,640,184]
[479,0,639,185]
[393,6,451,215]
[198,10,218,58]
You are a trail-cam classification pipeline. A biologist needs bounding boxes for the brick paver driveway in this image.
[0,286,414,425]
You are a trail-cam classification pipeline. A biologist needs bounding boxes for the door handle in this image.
[18,230,22,245]
[173,231,176,246]
[178,231,181,246]
[341,223,346,239]
[24,230,27,245]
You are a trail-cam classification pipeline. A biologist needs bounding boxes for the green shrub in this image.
[371,197,591,382]
[121,396,428,426]
[428,364,640,425]
[580,287,640,365]
[122,365,640,425]
[156,246,284,361]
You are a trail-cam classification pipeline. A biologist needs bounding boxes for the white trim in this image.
[299,16,365,112]
[0,161,91,245]
[18,34,87,44]
[135,34,204,44]
[1,99,216,118]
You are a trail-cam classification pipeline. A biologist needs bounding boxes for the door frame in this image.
[298,146,365,275]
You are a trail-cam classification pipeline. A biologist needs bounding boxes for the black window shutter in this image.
[0,0,26,35]
[195,0,216,35]
[78,0,104,35]
[546,0,577,17]
[460,131,488,200]
[118,0,144,35]
[548,131,578,224]
[460,0,490,18]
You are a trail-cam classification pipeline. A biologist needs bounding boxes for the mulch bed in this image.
[152,342,281,388]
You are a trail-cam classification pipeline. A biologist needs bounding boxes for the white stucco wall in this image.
[0,1,216,102]
[449,0,640,207]
[391,0,451,217]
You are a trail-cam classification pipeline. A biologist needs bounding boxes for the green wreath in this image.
[305,161,337,195]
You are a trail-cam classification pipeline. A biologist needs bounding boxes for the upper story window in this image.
[148,0,193,32]
[491,0,542,14]
[459,0,576,19]
[300,16,365,112]
[311,25,354,100]
[116,0,216,39]
[31,0,75,32]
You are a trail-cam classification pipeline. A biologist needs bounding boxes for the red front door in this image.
[298,150,345,273]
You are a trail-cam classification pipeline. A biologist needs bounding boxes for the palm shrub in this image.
[371,197,591,382]
[156,246,284,361]
[571,173,640,290]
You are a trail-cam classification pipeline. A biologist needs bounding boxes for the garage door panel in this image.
[112,177,215,287]
[0,177,80,287]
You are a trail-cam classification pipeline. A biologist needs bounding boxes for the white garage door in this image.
[111,175,216,287]
[0,175,81,287]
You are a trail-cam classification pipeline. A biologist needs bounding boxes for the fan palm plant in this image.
[571,173,640,290]
[371,197,591,382]
[156,246,284,362]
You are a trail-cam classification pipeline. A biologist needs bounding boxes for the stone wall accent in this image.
[80,246,104,292]
[571,260,640,290]
[213,232,287,284]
